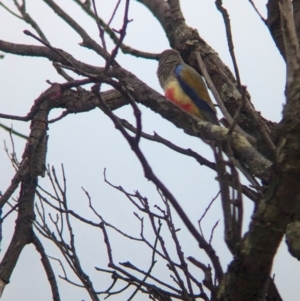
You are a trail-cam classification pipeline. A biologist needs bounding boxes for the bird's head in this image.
[157,49,184,87]
[158,49,183,66]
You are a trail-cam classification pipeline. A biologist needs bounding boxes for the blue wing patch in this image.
[175,65,219,125]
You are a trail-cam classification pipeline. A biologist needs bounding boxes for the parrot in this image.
[157,49,219,125]
[157,50,258,186]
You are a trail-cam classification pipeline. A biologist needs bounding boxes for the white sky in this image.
[0,1,296,300]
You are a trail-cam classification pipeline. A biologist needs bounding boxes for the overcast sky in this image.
[0,1,297,300]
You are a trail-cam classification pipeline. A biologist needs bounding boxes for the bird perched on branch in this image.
[157,50,258,186]
[157,49,219,125]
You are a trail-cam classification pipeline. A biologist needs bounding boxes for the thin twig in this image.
[215,0,241,89]
[0,122,28,139]
[32,233,61,301]
[107,0,122,27]
[127,222,161,300]
[0,2,22,19]
[194,51,256,145]
[104,0,131,70]
[209,220,220,245]
[249,0,266,23]
[198,191,220,238]
[91,0,107,50]
[72,0,158,59]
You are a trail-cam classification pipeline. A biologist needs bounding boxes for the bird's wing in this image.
[175,64,219,125]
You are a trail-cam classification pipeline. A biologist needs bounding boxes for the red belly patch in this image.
[180,102,193,112]
[165,88,194,113]
[165,88,175,101]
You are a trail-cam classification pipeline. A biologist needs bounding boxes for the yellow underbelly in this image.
[165,81,205,119]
